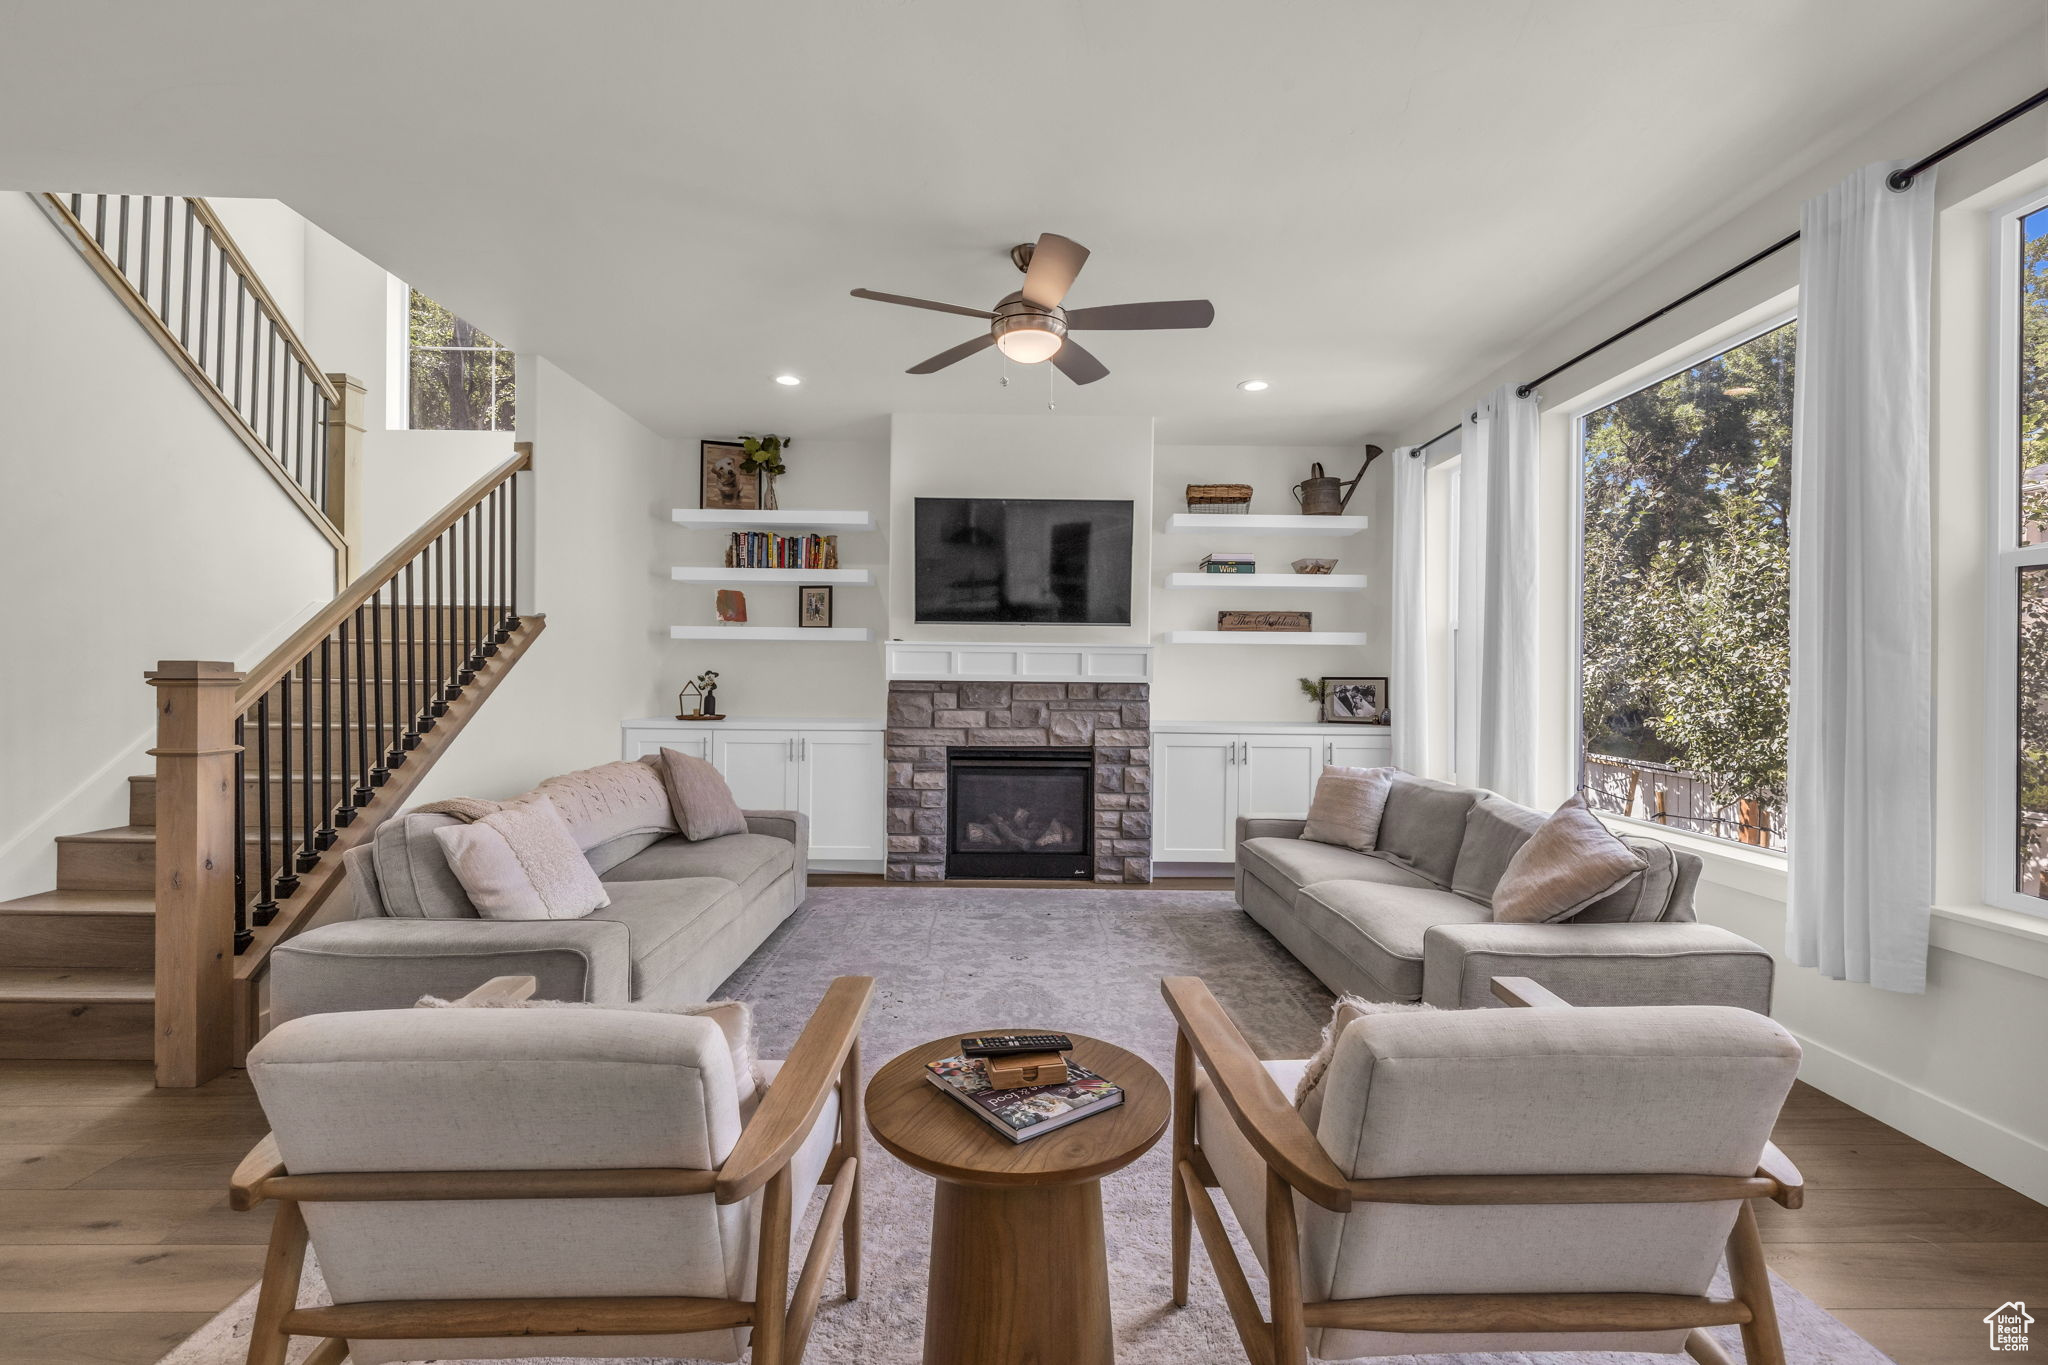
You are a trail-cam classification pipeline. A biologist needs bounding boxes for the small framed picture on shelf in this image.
[798,584,834,628]
[1320,676,1388,725]
[700,440,760,510]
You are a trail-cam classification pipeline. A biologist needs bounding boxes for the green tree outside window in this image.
[408,289,515,431]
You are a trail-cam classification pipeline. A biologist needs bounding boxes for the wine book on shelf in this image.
[925,1054,1123,1142]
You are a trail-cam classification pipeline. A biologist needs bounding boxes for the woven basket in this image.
[1186,483,1252,514]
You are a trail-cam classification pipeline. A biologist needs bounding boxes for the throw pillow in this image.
[1490,792,1646,925]
[431,796,611,920]
[657,747,750,842]
[1294,995,1436,1131]
[1298,765,1396,852]
[416,994,763,1107]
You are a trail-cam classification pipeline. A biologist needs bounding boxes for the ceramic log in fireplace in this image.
[946,747,1094,879]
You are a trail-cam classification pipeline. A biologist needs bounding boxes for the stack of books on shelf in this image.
[722,532,840,569]
[1199,552,1256,574]
[925,1053,1123,1142]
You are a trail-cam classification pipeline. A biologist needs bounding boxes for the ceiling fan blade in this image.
[906,333,996,374]
[1050,338,1109,386]
[1019,233,1090,310]
[851,288,994,320]
[1064,299,1216,331]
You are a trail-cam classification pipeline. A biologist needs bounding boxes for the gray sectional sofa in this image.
[270,807,807,1026]
[1236,774,1774,1012]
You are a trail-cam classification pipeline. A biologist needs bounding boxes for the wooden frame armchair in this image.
[230,974,873,1365]
[1162,974,1804,1365]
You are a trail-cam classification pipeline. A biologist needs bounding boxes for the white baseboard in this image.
[1791,1027,2048,1204]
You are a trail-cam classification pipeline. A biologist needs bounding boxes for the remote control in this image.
[960,1033,1073,1057]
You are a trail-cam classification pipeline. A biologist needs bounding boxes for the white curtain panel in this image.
[1389,445,1429,773]
[1453,385,1541,803]
[1787,162,1935,994]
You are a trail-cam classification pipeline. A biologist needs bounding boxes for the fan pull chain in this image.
[1046,358,1056,412]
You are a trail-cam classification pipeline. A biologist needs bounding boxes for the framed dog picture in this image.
[700,440,760,510]
[798,584,834,628]
[1321,676,1388,725]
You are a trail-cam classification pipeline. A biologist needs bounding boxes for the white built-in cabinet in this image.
[1153,724,1393,864]
[620,719,887,869]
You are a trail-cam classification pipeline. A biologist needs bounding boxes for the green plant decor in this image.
[739,435,791,509]
[1298,677,1327,717]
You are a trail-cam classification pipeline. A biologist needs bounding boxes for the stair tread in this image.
[0,967,154,1003]
[54,825,157,845]
[0,890,153,916]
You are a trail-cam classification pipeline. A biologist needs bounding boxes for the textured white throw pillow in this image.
[1299,765,1397,851]
[1294,994,1435,1131]
[1490,792,1645,924]
[432,796,611,920]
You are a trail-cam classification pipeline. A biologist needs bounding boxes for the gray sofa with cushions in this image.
[270,807,807,1026]
[1236,774,1774,1012]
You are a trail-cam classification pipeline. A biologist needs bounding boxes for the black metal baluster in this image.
[403,559,423,743]
[437,533,456,710]
[460,510,478,680]
[232,713,250,953]
[253,689,279,922]
[506,474,519,632]
[296,657,317,873]
[159,197,173,318]
[371,587,392,781]
[487,486,505,648]
[233,282,246,418]
[334,617,356,826]
[315,635,336,849]
[69,192,80,218]
[137,196,152,299]
[265,320,278,458]
[313,391,328,513]
[93,194,106,248]
[180,200,195,347]
[352,604,372,805]
[196,226,211,369]
[115,195,129,274]
[215,243,228,390]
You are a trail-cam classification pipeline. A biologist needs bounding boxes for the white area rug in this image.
[159,887,1894,1364]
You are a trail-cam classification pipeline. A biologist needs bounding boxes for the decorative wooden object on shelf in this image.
[716,590,748,623]
[1292,558,1338,574]
[1219,610,1312,632]
[1186,483,1253,514]
[867,1032,1169,1365]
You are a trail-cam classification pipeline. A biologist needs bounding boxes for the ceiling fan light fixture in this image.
[1237,379,1270,392]
[992,311,1066,365]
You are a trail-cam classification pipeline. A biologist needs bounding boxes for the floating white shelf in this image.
[670,626,873,642]
[672,508,875,531]
[1164,513,1367,537]
[1164,572,1366,591]
[1161,630,1369,646]
[671,567,872,585]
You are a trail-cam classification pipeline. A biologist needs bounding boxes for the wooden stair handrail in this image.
[185,199,339,407]
[236,444,531,705]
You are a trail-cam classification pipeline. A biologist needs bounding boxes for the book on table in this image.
[925,1054,1124,1142]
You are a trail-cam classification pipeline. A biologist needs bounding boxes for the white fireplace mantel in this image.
[885,640,1152,684]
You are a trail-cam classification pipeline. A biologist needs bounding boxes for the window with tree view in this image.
[408,289,514,431]
[2012,205,2048,899]
[1579,321,1794,849]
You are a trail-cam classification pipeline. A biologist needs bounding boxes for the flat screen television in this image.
[914,497,1134,625]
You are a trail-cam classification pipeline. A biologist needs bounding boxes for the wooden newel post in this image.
[148,661,245,1089]
[324,373,367,587]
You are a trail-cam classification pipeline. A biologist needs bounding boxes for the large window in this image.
[1998,198,2048,909]
[407,288,515,431]
[1577,319,1795,848]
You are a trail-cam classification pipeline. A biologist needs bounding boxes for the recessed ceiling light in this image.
[773,374,802,386]
[1237,379,1270,392]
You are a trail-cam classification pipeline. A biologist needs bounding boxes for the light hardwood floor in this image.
[0,1067,2040,1365]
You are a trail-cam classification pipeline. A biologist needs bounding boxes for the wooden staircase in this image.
[0,453,540,1082]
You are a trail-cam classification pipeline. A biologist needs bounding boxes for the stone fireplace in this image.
[885,678,1152,882]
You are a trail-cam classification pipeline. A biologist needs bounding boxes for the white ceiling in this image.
[0,1,2037,444]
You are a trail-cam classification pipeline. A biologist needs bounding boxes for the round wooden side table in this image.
[866,1032,1169,1365]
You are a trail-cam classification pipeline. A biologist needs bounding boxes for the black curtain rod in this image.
[1502,80,2048,402]
[1411,422,1462,456]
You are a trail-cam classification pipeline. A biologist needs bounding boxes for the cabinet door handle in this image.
[1226,741,1235,765]
[799,737,808,761]
[1326,740,1333,763]
[1239,740,1249,763]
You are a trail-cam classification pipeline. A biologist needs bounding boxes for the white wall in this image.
[887,412,1155,644]
[664,434,890,719]
[0,192,333,898]
[405,357,669,801]
[1400,30,2048,1199]
[1151,444,1389,723]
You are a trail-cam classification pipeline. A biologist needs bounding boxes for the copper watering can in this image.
[1291,446,1384,515]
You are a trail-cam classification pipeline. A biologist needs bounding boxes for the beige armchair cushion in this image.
[1490,793,1644,924]
[1293,995,1434,1130]
[1299,765,1396,852]
[432,797,611,920]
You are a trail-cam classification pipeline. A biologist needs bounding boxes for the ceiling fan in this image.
[850,232,1214,386]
